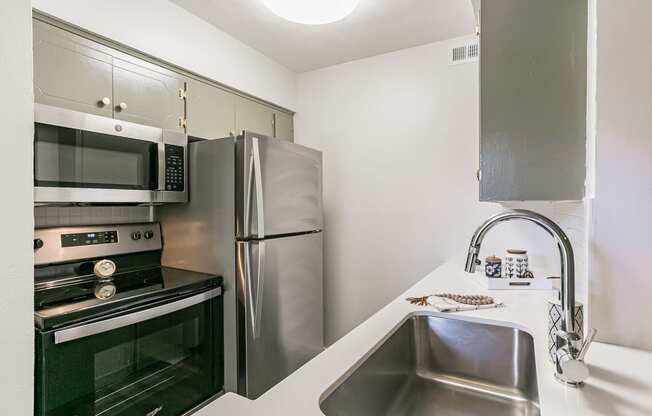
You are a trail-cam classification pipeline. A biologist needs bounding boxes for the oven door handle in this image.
[53,287,222,345]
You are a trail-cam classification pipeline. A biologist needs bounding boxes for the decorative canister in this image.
[484,255,502,278]
[547,299,584,362]
[504,249,528,278]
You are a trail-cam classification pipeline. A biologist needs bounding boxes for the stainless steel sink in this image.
[320,314,540,416]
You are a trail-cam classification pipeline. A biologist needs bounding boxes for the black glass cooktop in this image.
[35,268,165,311]
[34,265,221,330]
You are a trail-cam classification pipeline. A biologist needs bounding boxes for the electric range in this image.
[33,222,224,416]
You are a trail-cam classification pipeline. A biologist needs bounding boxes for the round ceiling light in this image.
[262,0,361,25]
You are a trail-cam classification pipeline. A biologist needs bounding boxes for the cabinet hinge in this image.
[178,88,187,100]
[476,169,482,182]
[178,117,187,129]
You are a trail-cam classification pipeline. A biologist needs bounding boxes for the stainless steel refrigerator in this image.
[159,131,324,399]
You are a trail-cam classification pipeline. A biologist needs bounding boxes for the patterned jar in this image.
[504,249,528,278]
[547,299,584,362]
[484,256,502,278]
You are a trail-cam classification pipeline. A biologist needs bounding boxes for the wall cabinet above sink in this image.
[479,0,588,201]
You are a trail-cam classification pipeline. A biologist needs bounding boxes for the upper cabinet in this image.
[112,58,185,132]
[274,111,294,142]
[33,20,186,132]
[33,20,113,117]
[479,0,587,201]
[33,17,294,141]
[186,81,236,140]
[235,97,275,137]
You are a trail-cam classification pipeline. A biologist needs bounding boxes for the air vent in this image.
[449,39,479,65]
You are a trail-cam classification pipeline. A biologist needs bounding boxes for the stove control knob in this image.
[94,259,117,279]
[34,238,44,250]
[131,231,142,241]
[144,230,154,240]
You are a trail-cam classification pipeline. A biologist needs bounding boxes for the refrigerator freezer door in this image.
[236,132,323,239]
[236,232,324,399]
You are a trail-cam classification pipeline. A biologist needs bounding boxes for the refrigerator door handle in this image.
[252,138,266,238]
[254,241,265,339]
[245,241,265,339]
[244,242,257,337]
[244,144,254,237]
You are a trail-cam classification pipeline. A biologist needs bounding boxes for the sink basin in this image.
[320,314,540,416]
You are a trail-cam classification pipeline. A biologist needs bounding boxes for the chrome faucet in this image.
[464,209,596,387]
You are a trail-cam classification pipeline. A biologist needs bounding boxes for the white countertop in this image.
[197,260,652,416]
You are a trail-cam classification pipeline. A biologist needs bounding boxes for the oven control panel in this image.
[165,144,185,192]
[61,231,118,247]
[34,223,163,266]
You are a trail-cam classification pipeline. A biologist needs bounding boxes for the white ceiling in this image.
[171,0,476,72]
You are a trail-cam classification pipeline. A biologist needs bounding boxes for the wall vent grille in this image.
[449,39,479,65]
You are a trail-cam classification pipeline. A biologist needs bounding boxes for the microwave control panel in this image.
[165,144,185,192]
[61,230,118,247]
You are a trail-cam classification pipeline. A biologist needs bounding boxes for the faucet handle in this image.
[556,351,590,385]
[578,328,597,361]
[555,329,597,386]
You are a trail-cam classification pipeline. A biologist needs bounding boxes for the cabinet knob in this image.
[117,102,128,111]
[98,97,111,107]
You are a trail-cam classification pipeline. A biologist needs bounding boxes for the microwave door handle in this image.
[53,288,222,344]
[252,137,265,238]
[157,142,166,191]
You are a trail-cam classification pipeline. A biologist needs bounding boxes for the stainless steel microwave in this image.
[34,104,187,205]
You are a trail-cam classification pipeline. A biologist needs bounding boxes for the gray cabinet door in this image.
[237,232,323,399]
[113,58,185,131]
[274,112,294,142]
[186,81,236,139]
[480,0,587,201]
[235,97,275,137]
[33,21,113,117]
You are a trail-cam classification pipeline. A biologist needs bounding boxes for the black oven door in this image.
[35,288,223,416]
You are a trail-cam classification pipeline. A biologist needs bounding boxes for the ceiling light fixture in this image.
[262,0,361,25]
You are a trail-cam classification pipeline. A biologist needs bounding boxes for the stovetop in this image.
[35,267,164,311]
[34,265,221,330]
[33,222,222,330]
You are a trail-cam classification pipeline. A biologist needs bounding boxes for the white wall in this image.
[590,0,652,351]
[0,0,34,413]
[32,0,297,110]
[296,37,587,343]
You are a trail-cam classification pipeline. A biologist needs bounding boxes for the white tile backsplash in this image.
[34,206,154,228]
[503,200,588,306]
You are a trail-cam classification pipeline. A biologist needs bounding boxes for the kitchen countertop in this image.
[196,259,652,416]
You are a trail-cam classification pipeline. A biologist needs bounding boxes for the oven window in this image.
[35,295,223,416]
[34,123,158,190]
